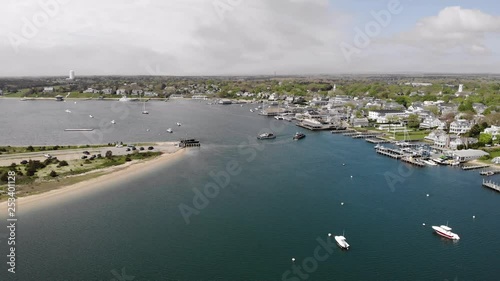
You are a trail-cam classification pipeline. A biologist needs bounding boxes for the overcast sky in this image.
[1,0,500,76]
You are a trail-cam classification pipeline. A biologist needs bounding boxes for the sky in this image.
[1,0,500,76]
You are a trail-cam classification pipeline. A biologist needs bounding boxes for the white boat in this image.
[111,120,116,124]
[423,160,437,166]
[432,225,460,240]
[177,122,181,126]
[250,109,254,113]
[257,132,276,140]
[334,235,350,250]
[65,109,71,113]
[167,128,173,133]
[89,115,94,118]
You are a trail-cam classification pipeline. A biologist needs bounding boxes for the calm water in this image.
[0,99,499,281]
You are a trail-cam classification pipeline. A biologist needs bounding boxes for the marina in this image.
[479,170,500,176]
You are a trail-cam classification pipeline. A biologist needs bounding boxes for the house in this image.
[43,87,54,93]
[484,126,500,138]
[83,88,100,94]
[351,118,369,128]
[116,89,127,95]
[101,88,114,95]
[420,117,446,130]
[368,110,407,124]
[450,120,472,135]
[131,89,144,96]
[473,103,487,115]
[439,103,458,115]
[425,130,449,148]
[144,91,158,97]
[452,150,489,162]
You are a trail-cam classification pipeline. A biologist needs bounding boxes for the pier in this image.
[462,164,490,171]
[179,139,200,148]
[366,138,392,144]
[331,129,355,134]
[64,129,94,132]
[296,123,340,131]
[352,133,382,139]
[482,179,500,192]
[480,170,500,176]
[376,147,402,159]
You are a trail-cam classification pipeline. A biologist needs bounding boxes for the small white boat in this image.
[65,109,71,113]
[142,110,149,114]
[334,235,350,250]
[89,115,94,118]
[250,109,254,113]
[432,225,460,240]
[257,132,276,140]
[111,120,116,124]
[177,122,181,126]
[167,128,173,133]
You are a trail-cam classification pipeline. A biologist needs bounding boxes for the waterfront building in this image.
[420,117,446,130]
[452,149,489,163]
[450,120,472,134]
[368,110,407,124]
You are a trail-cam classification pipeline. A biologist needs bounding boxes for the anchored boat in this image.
[432,225,460,240]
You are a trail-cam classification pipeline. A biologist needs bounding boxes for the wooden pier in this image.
[296,123,339,131]
[462,164,490,171]
[179,139,200,148]
[482,179,500,192]
[331,129,355,134]
[352,133,382,139]
[366,138,392,144]
[376,148,402,159]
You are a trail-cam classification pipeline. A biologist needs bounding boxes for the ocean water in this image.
[0,99,499,281]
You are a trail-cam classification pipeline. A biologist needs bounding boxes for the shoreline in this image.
[0,148,186,213]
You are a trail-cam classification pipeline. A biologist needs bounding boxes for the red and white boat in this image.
[432,225,460,240]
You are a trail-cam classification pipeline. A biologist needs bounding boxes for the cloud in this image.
[393,6,500,55]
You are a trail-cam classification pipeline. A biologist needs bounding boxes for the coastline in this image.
[0,147,186,213]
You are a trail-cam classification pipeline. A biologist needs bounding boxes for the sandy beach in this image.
[0,145,186,213]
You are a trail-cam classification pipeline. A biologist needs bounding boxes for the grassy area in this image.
[0,144,116,155]
[0,151,161,200]
[393,131,429,141]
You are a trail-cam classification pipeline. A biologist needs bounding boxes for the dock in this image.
[462,164,490,171]
[482,179,500,192]
[401,157,426,167]
[480,170,500,176]
[376,147,402,159]
[331,129,355,134]
[352,133,383,139]
[296,123,340,131]
[64,129,94,132]
[366,138,392,144]
[179,139,200,148]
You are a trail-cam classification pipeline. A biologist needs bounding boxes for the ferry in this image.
[257,133,276,140]
[432,225,460,240]
[293,132,306,140]
[334,235,350,250]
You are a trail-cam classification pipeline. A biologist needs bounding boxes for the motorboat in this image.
[293,132,306,140]
[432,225,460,240]
[423,159,437,166]
[334,235,350,250]
[167,128,173,133]
[257,133,276,140]
[177,122,181,126]
[111,120,116,124]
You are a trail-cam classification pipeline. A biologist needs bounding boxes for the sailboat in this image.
[142,93,149,114]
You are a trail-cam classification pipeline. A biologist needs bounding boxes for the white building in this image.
[458,84,463,93]
[368,110,407,124]
[452,149,489,163]
[484,126,500,137]
[420,117,446,130]
[69,70,75,80]
[450,120,472,135]
[43,87,54,93]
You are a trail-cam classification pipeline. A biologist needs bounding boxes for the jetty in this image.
[296,123,340,131]
[352,133,382,139]
[462,164,490,171]
[482,179,500,192]
[366,138,392,144]
[179,139,200,148]
[331,129,355,134]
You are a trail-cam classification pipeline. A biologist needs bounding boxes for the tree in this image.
[27,145,34,152]
[105,150,113,159]
[407,114,421,129]
[479,133,493,145]
[468,124,482,138]
[58,160,69,167]
[49,170,58,177]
